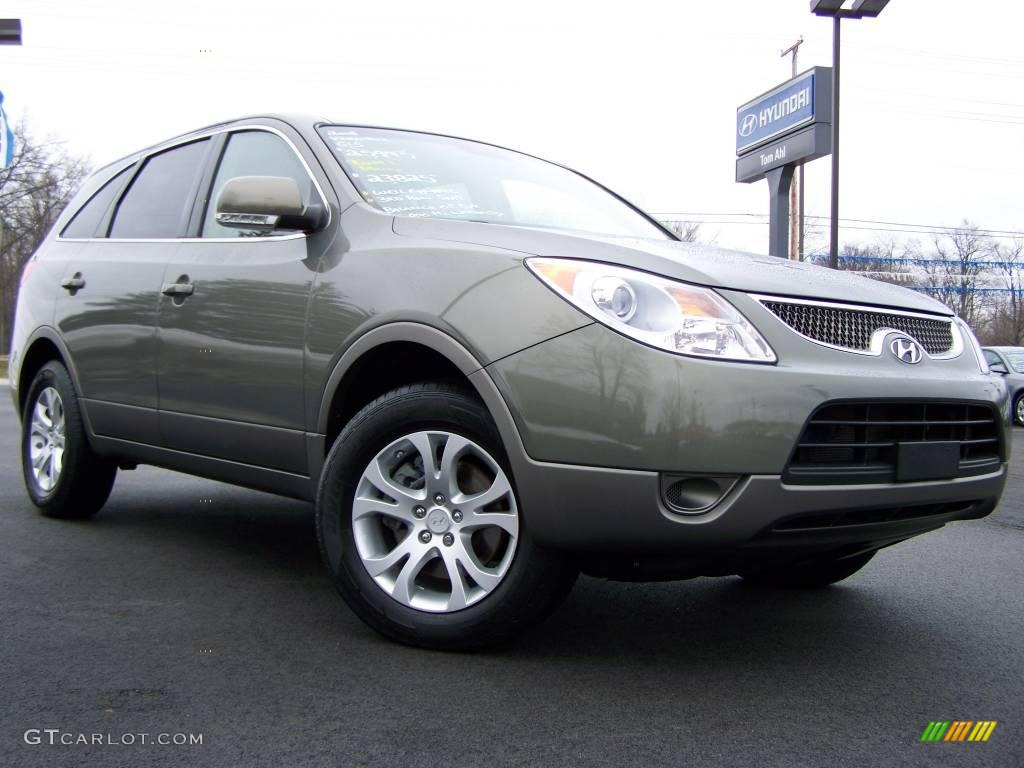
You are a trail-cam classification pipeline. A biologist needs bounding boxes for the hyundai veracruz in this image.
[9,115,1009,649]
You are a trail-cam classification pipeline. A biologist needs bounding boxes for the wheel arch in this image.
[15,328,80,418]
[1012,387,1024,424]
[314,323,529,474]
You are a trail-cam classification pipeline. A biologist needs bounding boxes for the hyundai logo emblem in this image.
[889,336,924,365]
[739,113,758,138]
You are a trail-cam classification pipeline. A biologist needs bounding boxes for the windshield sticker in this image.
[322,127,506,220]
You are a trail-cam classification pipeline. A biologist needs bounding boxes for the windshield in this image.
[319,126,670,240]
[1004,351,1024,372]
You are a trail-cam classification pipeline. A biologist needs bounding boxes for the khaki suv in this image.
[9,115,1009,649]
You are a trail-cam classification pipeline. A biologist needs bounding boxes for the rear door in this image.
[54,138,212,444]
[156,125,334,474]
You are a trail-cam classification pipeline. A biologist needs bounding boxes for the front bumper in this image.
[483,312,1009,575]
[509,455,1004,567]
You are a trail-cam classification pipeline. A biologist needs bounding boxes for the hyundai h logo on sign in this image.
[739,113,759,138]
[736,67,831,155]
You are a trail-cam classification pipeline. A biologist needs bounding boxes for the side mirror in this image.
[989,362,1008,375]
[215,176,326,233]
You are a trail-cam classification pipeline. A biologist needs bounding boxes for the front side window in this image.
[1003,350,1024,372]
[318,126,669,240]
[109,139,209,239]
[61,165,134,238]
[202,131,315,238]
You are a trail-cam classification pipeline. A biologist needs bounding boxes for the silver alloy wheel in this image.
[352,430,519,613]
[1017,396,1024,426]
[29,386,66,493]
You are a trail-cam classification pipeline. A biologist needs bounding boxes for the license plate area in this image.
[896,441,960,482]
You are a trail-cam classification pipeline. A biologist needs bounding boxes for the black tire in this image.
[740,551,875,588]
[315,381,577,650]
[21,361,116,519]
[1014,393,1024,427]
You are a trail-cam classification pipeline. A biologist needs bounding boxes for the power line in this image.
[860,104,1024,127]
[652,213,1024,240]
[864,86,1024,111]
[848,58,1024,82]
[849,41,1024,69]
[657,221,1023,240]
[838,255,1023,270]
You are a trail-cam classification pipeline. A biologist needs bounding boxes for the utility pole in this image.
[781,37,804,261]
[811,1,891,269]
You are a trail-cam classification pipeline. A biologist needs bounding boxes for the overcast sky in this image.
[2,0,1022,254]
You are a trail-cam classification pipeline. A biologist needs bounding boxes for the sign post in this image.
[735,67,832,258]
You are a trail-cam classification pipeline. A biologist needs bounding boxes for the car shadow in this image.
[516,575,911,665]
[46,471,980,683]
[93,473,325,578]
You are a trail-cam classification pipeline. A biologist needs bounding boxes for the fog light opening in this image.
[662,475,737,515]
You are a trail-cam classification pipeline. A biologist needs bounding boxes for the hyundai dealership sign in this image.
[736,67,832,155]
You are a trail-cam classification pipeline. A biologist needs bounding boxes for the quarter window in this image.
[61,166,134,238]
[109,139,210,239]
[202,131,315,238]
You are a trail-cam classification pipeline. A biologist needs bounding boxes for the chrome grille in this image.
[761,300,955,354]
[785,401,1002,485]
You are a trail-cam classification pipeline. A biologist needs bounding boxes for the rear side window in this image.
[109,139,210,239]
[61,166,133,238]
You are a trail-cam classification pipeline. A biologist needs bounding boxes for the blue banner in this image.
[736,70,817,154]
[0,90,13,168]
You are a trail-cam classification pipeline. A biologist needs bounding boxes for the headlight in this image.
[527,258,776,363]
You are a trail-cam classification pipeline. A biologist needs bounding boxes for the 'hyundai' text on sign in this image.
[735,68,831,155]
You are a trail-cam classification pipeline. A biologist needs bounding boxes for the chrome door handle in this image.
[60,274,85,292]
[161,282,194,297]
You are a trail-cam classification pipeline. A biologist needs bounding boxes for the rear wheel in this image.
[1014,393,1024,426]
[316,382,577,650]
[21,361,117,518]
[740,551,875,588]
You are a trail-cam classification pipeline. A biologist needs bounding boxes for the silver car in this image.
[9,115,1010,649]
[983,346,1024,425]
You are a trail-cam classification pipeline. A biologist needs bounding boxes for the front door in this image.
[156,127,333,474]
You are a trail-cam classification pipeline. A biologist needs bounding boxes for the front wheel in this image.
[21,361,117,518]
[740,551,875,588]
[315,382,577,650]
[1014,393,1024,426]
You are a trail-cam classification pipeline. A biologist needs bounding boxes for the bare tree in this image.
[801,214,828,262]
[981,238,1024,345]
[0,121,90,354]
[918,221,991,325]
[660,219,702,243]
[838,237,913,285]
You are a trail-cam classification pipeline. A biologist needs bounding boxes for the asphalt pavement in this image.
[1,396,1022,768]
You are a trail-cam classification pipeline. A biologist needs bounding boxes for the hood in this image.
[392,217,952,316]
